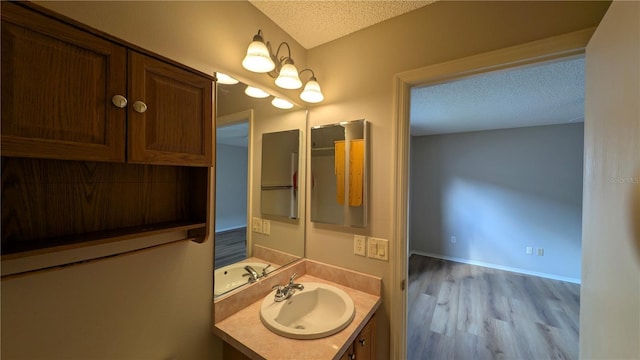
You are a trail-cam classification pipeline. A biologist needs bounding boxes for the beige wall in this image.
[1,1,615,359]
[305,1,610,358]
[581,0,640,357]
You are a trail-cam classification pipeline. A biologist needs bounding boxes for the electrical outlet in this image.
[252,217,262,233]
[526,246,533,255]
[354,235,366,256]
[537,248,544,256]
[368,237,389,261]
[450,236,457,244]
[262,220,271,235]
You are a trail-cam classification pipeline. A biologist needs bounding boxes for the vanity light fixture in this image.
[245,85,270,98]
[271,97,294,109]
[242,29,324,103]
[217,72,239,85]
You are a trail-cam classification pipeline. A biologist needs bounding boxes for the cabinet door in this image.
[1,2,127,162]
[354,315,376,360]
[340,343,356,360]
[128,51,213,166]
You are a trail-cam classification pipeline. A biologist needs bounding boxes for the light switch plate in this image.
[368,237,389,261]
[252,217,262,233]
[262,220,271,235]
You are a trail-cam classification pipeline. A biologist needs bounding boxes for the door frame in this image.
[390,28,595,358]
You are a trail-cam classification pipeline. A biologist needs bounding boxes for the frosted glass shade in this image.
[217,73,239,85]
[275,63,302,89]
[245,86,270,98]
[271,97,294,109]
[242,40,275,73]
[300,78,324,103]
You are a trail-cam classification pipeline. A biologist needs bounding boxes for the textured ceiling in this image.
[410,57,586,136]
[248,0,435,49]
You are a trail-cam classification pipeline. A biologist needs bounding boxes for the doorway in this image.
[215,116,250,268]
[390,29,594,359]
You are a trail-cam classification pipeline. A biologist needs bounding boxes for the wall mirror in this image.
[310,119,368,228]
[214,76,307,298]
[261,130,301,220]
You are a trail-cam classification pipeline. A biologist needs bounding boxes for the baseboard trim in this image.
[410,250,581,284]
[215,225,247,234]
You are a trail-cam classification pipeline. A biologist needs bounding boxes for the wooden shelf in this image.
[1,157,209,258]
[1,221,206,260]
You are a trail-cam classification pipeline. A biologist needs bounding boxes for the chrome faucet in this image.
[272,273,304,302]
[243,265,260,283]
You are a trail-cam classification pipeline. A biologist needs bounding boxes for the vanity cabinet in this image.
[1,2,213,167]
[341,314,376,360]
[222,314,376,360]
[1,2,214,259]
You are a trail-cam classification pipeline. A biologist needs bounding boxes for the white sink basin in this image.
[260,282,355,339]
[214,262,273,296]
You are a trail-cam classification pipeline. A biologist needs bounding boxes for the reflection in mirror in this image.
[214,76,306,298]
[311,120,367,228]
[261,130,301,220]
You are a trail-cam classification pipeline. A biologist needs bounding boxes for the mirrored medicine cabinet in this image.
[310,119,368,228]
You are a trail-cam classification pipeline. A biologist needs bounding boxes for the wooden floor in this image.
[214,227,247,269]
[408,255,580,360]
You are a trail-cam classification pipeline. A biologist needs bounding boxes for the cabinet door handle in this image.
[359,338,366,346]
[133,101,148,113]
[111,95,128,108]
[348,353,356,360]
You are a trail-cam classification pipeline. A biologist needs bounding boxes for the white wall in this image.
[215,143,248,232]
[410,123,584,281]
[581,0,640,357]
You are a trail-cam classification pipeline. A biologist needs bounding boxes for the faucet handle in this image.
[262,264,272,277]
[289,272,298,284]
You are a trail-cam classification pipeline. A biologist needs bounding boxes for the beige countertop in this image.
[214,271,381,360]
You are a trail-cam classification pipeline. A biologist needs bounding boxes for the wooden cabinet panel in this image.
[354,314,376,359]
[128,51,213,167]
[1,2,127,162]
[1,157,208,255]
[340,343,356,360]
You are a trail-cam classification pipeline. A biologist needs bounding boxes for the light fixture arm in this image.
[265,41,295,78]
[274,42,293,63]
[299,68,317,81]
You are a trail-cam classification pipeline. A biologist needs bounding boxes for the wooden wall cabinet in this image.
[1,2,214,259]
[1,2,213,167]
